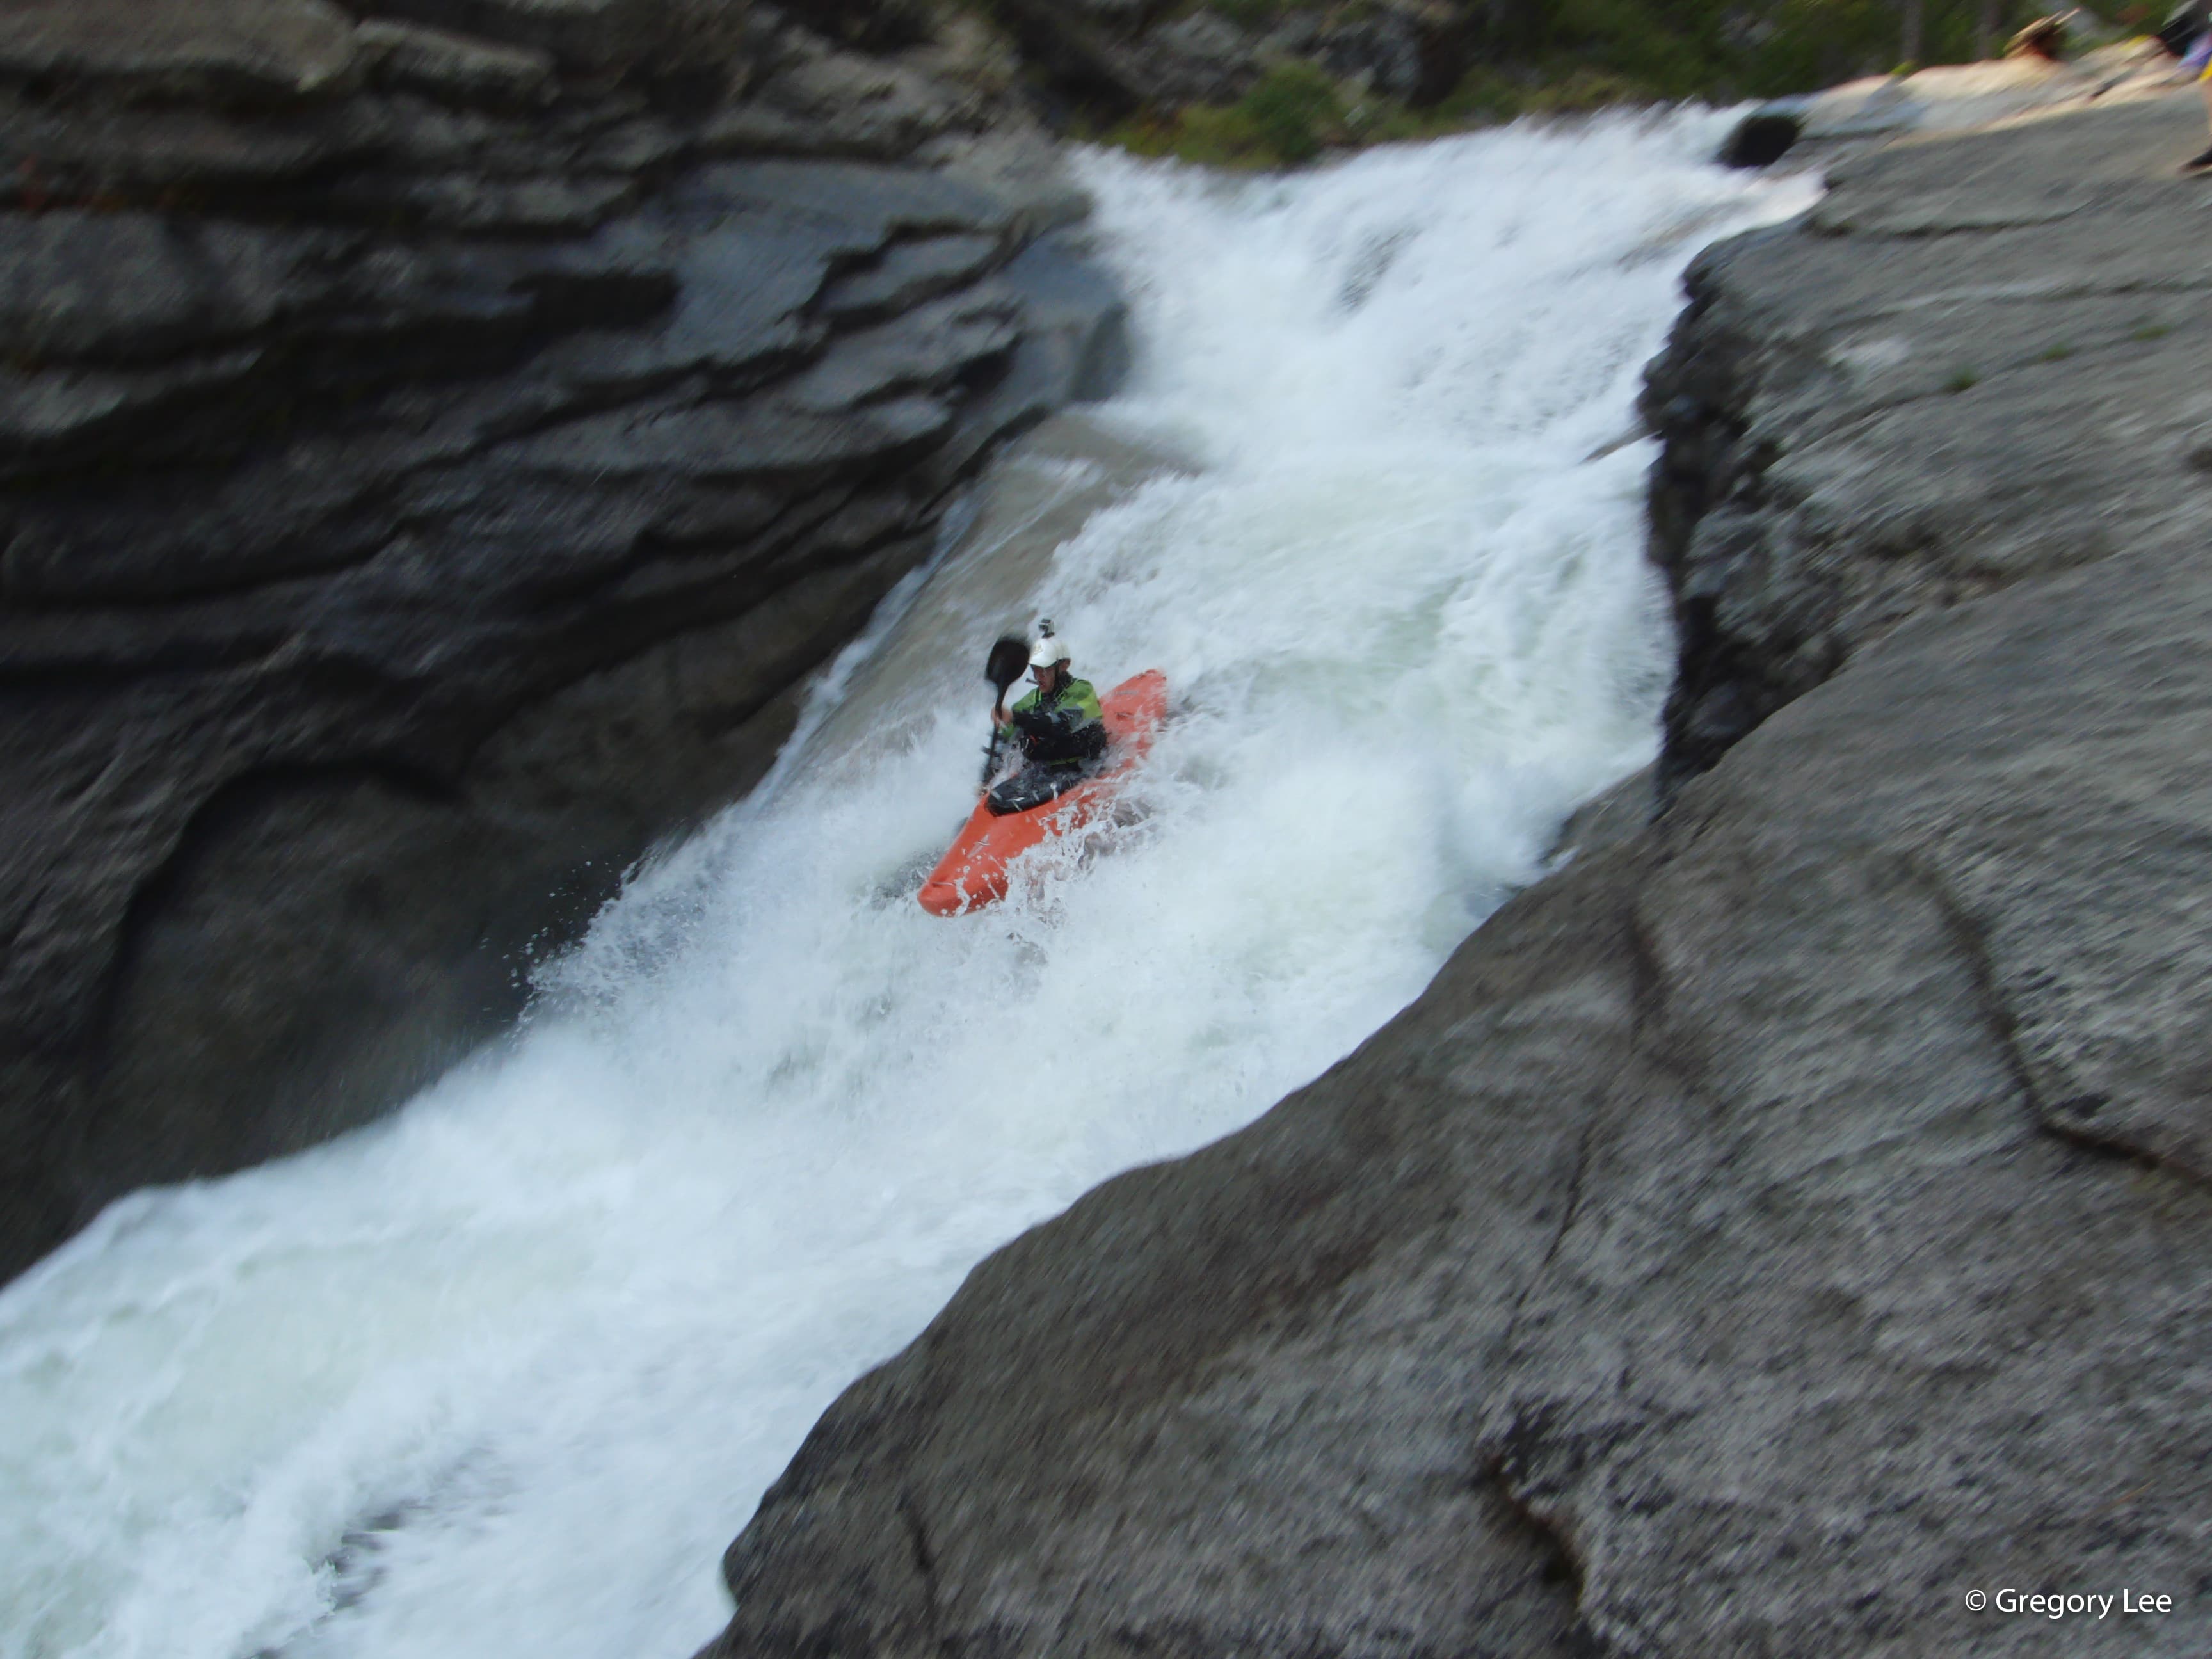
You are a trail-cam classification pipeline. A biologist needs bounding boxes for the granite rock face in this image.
[1647,91,2212,788]
[701,97,2212,1658]
[0,0,1126,1279]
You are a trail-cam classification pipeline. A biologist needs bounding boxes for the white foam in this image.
[0,116,1815,1659]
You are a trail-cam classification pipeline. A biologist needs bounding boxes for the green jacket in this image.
[1009,677,1107,769]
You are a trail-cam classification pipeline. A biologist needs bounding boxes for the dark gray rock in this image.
[1646,92,2212,791]
[784,287,1022,412]
[700,96,2212,1659]
[353,0,739,75]
[817,233,1004,321]
[0,211,328,364]
[702,30,985,161]
[1544,762,1653,865]
[0,0,361,102]
[1311,12,1428,103]
[354,19,559,109]
[0,1,1125,1282]
[1718,109,1800,167]
[1129,11,1257,106]
[0,349,271,469]
[988,231,1132,405]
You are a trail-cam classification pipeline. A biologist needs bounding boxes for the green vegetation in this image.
[2131,319,2173,341]
[1944,367,1979,393]
[1084,1,2071,169]
[1109,62,1350,168]
[1470,0,2005,102]
[1208,0,1299,28]
[2039,342,2075,361]
[1108,60,1681,170]
[1240,60,1344,161]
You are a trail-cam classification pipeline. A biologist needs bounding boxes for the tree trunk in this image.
[1902,0,1925,67]
[1978,0,2006,58]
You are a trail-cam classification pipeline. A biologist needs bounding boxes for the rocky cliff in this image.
[700,95,2212,1656]
[0,0,1126,1281]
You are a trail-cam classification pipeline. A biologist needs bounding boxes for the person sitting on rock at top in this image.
[2002,12,2069,61]
[2188,34,2212,172]
[988,626,1107,816]
[2161,1,2212,171]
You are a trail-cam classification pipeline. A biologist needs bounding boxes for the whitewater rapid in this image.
[0,118,1813,1659]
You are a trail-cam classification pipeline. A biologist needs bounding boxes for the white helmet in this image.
[1028,623,1071,668]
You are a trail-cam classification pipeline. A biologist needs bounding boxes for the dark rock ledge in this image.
[700,95,2212,1657]
[0,0,1126,1281]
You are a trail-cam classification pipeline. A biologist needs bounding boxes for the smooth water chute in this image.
[0,116,1816,1659]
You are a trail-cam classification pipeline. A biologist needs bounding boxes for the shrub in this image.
[1434,67,1530,124]
[1523,67,1665,112]
[1107,58,1347,168]
[1210,0,1295,28]
[1096,0,2016,169]
[1238,60,1343,163]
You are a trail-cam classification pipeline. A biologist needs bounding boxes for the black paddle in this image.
[979,634,1029,786]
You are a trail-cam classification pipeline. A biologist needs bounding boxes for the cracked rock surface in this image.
[1646,92,2212,790]
[701,97,2212,1658]
[0,0,1126,1281]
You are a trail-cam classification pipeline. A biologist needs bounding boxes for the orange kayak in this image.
[918,669,1168,917]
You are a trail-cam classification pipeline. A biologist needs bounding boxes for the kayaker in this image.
[988,629,1107,815]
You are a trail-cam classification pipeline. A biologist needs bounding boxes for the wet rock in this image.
[1719,109,1799,167]
[0,0,1125,1281]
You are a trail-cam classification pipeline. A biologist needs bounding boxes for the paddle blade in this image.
[984,635,1029,694]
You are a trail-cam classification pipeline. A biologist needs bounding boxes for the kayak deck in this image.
[917,669,1167,917]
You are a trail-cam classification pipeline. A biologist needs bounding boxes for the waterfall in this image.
[0,114,1813,1659]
